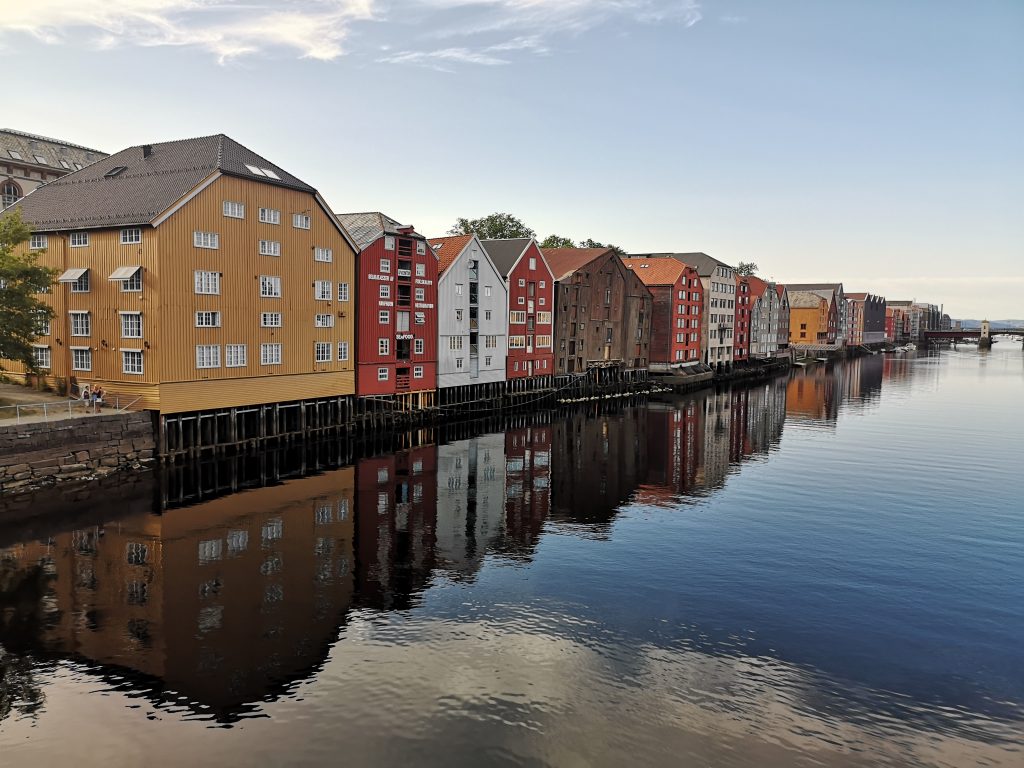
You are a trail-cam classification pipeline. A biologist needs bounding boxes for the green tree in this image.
[579,238,627,257]
[0,210,56,371]
[735,261,759,276]
[540,234,575,248]
[448,213,536,240]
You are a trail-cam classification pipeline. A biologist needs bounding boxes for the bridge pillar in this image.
[979,319,992,350]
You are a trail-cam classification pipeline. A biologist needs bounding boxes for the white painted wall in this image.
[437,237,508,389]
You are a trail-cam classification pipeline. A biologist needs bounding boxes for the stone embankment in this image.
[0,412,156,494]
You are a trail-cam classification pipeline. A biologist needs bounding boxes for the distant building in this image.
[788,290,834,345]
[543,247,652,377]
[748,276,784,358]
[620,257,702,372]
[428,234,508,396]
[480,238,555,382]
[631,252,736,370]
[886,302,912,343]
[785,283,847,346]
[776,284,791,352]
[734,275,751,363]
[1,128,107,208]
[846,292,886,345]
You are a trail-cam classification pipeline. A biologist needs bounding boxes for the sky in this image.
[1,0,1021,319]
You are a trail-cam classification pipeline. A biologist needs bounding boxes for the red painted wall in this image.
[506,241,555,378]
[356,233,438,396]
[734,276,751,362]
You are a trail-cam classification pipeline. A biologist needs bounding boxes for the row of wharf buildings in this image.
[1,129,949,432]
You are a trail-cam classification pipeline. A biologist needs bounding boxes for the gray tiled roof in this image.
[14,134,315,230]
[629,251,733,277]
[785,282,844,294]
[0,128,107,172]
[480,238,532,278]
[789,291,828,309]
[334,212,421,250]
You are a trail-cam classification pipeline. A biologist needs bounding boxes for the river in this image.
[1,345,1022,767]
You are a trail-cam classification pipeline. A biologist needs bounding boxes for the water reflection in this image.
[1,350,1022,767]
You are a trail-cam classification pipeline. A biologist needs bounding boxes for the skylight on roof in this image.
[245,164,266,176]
[8,150,21,160]
[34,154,48,164]
[261,168,280,179]
[104,166,127,178]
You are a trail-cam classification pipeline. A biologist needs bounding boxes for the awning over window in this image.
[57,268,88,282]
[108,266,141,281]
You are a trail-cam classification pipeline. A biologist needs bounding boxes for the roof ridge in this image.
[1,128,107,154]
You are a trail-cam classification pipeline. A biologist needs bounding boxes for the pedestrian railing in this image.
[0,399,92,424]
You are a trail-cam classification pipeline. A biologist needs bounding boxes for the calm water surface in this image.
[1,346,1022,767]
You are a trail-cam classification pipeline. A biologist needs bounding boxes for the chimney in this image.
[142,145,152,159]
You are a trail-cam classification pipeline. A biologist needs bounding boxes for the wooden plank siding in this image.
[2,173,357,413]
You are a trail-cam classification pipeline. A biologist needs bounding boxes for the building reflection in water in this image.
[0,368,888,724]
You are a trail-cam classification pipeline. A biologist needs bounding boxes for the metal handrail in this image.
[0,398,92,424]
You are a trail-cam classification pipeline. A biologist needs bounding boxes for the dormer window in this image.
[8,150,21,160]
[34,154,48,165]
[104,166,127,178]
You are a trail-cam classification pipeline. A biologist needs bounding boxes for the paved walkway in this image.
[0,382,102,425]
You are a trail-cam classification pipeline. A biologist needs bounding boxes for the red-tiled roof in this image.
[746,275,769,298]
[541,247,611,282]
[776,284,786,299]
[846,292,869,301]
[620,257,685,286]
[428,234,474,275]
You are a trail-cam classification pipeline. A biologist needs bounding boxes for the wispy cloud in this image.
[719,15,748,24]
[0,0,700,66]
[0,0,378,63]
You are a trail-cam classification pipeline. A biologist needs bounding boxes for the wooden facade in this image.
[622,257,702,371]
[6,154,357,413]
[544,248,653,376]
[734,275,751,362]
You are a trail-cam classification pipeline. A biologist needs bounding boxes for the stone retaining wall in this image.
[0,412,156,494]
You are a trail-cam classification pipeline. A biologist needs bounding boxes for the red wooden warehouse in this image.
[734,274,751,363]
[621,257,703,372]
[480,238,556,387]
[336,212,439,409]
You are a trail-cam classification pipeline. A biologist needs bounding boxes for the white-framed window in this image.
[260,343,282,365]
[260,275,282,297]
[518,297,525,305]
[456,358,464,369]
[71,271,90,293]
[122,350,144,375]
[414,312,425,325]
[193,231,219,249]
[379,284,390,299]
[70,231,89,247]
[378,338,390,355]
[529,257,536,269]
[485,310,492,320]
[518,278,525,287]
[539,280,546,288]
[416,241,426,255]
[414,339,424,354]
[484,285,492,297]
[315,313,334,328]
[485,356,492,366]
[455,283,463,295]
[194,270,220,294]
[223,200,245,219]
[536,335,552,348]
[195,311,221,328]
[259,240,281,256]
[70,311,90,336]
[413,365,424,378]
[226,344,247,367]
[537,311,552,324]
[380,258,391,273]
[261,312,282,328]
[314,280,332,300]
[384,236,395,251]
[29,234,47,249]
[314,247,332,262]
[315,341,332,362]
[415,263,425,277]
[34,314,50,335]
[415,288,425,301]
[293,213,311,229]
[32,346,51,369]
[377,367,389,381]
[485,335,497,348]
[539,297,545,306]
[337,341,349,361]
[195,345,221,368]
[379,310,390,324]
[121,228,142,244]
[449,336,463,350]
[338,282,350,301]
[509,311,526,324]
[259,208,280,225]
[455,309,463,321]
[71,348,91,371]
[122,270,142,292]
[509,336,526,349]
[120,312,142,338]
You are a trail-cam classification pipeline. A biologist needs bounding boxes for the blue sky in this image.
[2,1,1021,318]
